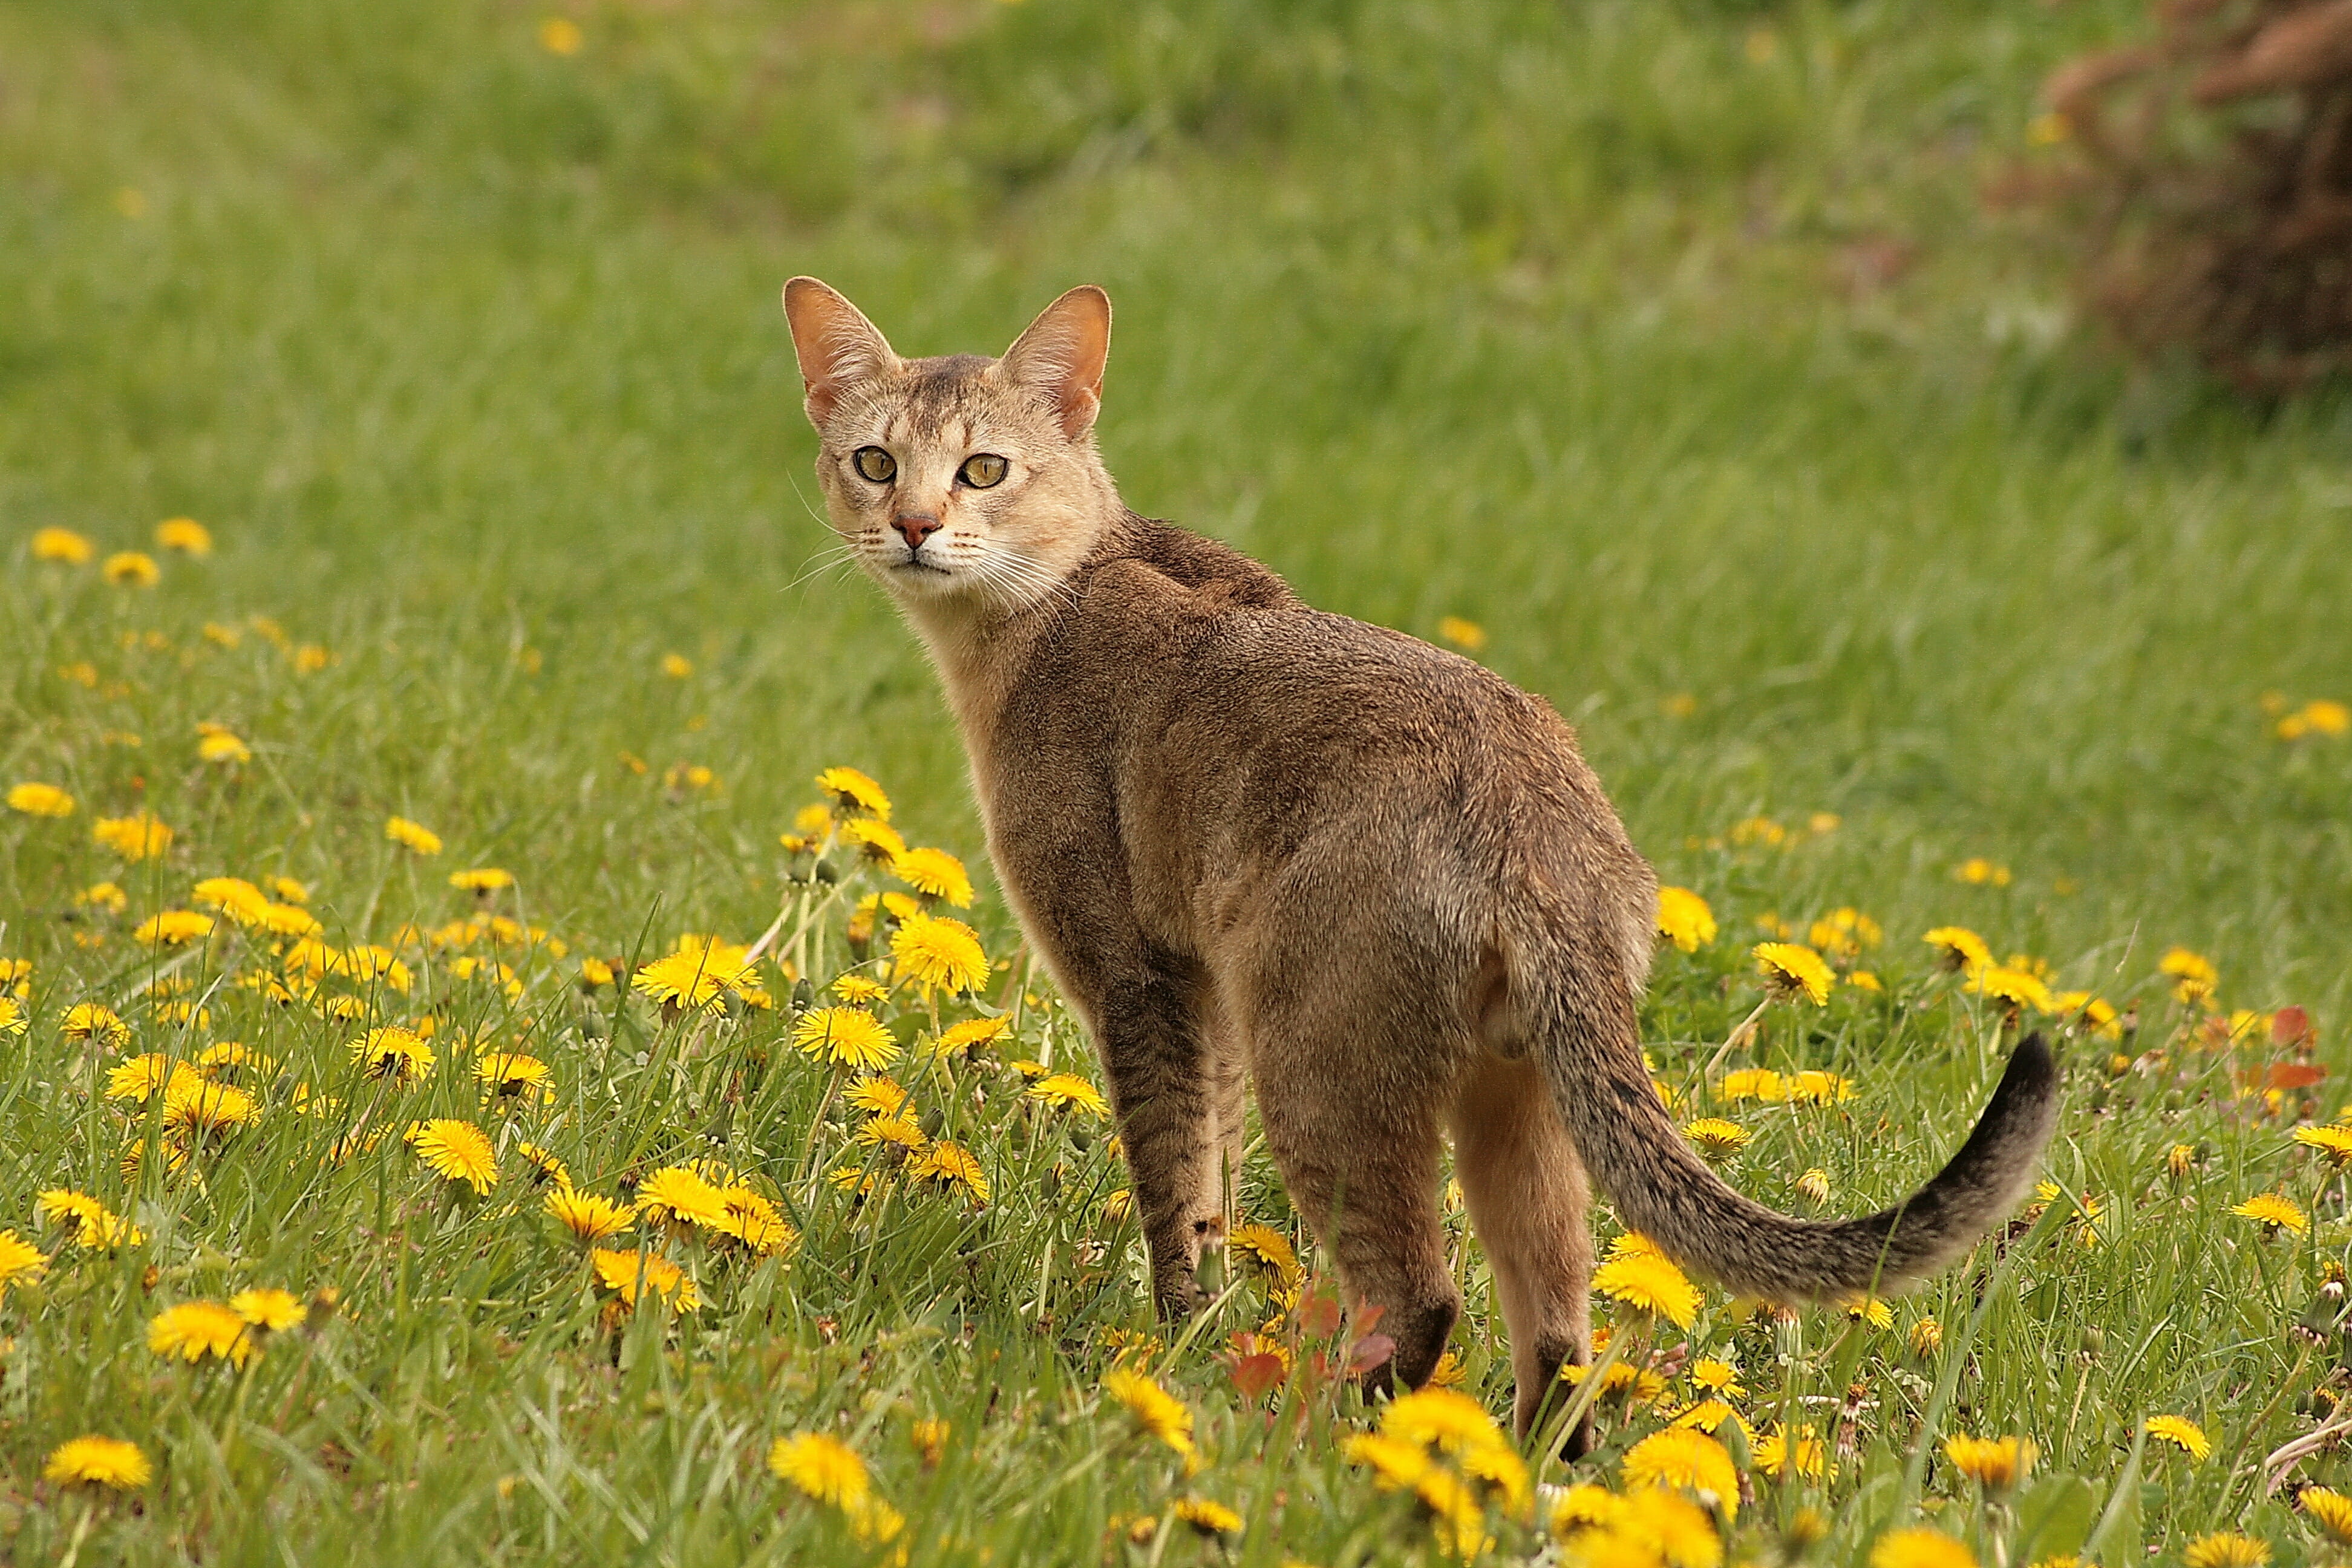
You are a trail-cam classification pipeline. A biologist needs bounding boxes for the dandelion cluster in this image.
[4,544,2345,1566]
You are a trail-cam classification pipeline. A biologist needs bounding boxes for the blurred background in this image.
[2,0,2348,1007]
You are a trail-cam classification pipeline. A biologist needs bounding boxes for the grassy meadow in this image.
[4,0,2352,1562]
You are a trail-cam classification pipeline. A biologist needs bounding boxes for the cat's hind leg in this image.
[1238,953,1465,1397]
[1451,1050,1595,1450]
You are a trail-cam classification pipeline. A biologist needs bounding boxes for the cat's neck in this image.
[897,506,1127,763]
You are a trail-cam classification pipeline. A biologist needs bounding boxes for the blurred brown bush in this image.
[2002,0,2352,390]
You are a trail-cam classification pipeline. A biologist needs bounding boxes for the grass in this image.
[1,0,2350,1561]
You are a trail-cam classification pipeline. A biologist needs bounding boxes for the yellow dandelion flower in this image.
[1173,1496,1243,1536]
[1971,965,2054,1013]
[792,1006,900,1071]
[350,1027,434,1085]
[1104,1367,1194,1458]
[1383,1387,1509,1458]
[1841,1293,1895,1328]
[2161,947,2218,1005]
[154,517,212,554]
[192,875,270,924]
[546,1186,634,1243]
[1549,1483,1632,1545]
[1593,1249,1699,1328]
[449,867,513,893]
[831,973,889,1004]
[406,1119,497,1194]
[837,818,908,867]
[846,1076,910,1116]
[2293,1126,2352,1168]
[75,883,128,915]
[163,1075,256,1139]
[1228,1222,1303,1288]
[1621,1427,1739,1518]
[0,1231,51,1299]
[767,1431,869,1509]
[2299,1486,2352,1545]
[1027,1072,1108,1116]
[31,526,94,563]
[855,1114,930,1158]
[195,729,250,765]
[103,550,159,586]
[1953,858,2011,887]
[475,1051,552,1101]
[2145,1414,2210,1459]
[107,1054,193,1103]
[1872,1527,1977,1568]
[1347,1431,1432,1491]
[91,812,174,861]
[1683,1117,1749,1160]
[930,1014,1014,1059]
[1943,1434,2035,1489]
[1910,1316,1944,1357]
[2182,1535,2270,1568]
[149,1300,255,1366]
[636,1166,734,1232]
[1656,887,1717,953]
[1718,1067,1785,1103]
[1670,1363,1738,1408]
[816,767,891,822]
[630,949,743,1011]
[1754,1424,1826,1480]
[1924,927,1992,974]
[385,816,443,855]
[509,1142,567,1188]
[44,1436,151,1490]
[911,1140,990,1204]
[230,1287,304,1331]
[589,1247,697,1309]
[713,1186,798,1257]
[2233,1193,2308,1236]
[892,913,989,994]
[1753,942,1834,1005]
[893,846,974,907]
[1436,615,1487,652]
[7,782,74,818]
[1785,1070,1855,1106]
[133,910,215,947]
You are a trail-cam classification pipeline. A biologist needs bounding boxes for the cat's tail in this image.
[1504,909,2059,1301]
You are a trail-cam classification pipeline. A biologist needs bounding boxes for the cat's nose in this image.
[892,514,941,550]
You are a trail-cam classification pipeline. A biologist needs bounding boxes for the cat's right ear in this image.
[782,277,898,426]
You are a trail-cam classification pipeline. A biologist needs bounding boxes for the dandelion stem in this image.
[1705,997,1772,1077]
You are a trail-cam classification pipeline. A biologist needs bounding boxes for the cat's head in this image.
[783,278,1117,612]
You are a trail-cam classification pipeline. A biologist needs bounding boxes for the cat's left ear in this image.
[999,286,1111,440]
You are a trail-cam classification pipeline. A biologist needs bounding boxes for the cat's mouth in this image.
[890,558,954,576]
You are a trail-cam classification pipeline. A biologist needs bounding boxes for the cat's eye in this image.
[958,453,1008,489]
[851,446,896,484]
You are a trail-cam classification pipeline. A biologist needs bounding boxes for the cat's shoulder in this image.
[1087,515,1299,614]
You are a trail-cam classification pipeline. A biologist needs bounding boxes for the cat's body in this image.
[782,278,2059,1442]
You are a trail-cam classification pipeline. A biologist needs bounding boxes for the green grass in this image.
[2,0,2350,1562]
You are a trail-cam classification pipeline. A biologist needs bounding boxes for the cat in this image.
[780,276,2060,1442]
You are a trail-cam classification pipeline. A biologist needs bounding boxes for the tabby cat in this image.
[780,277,2059,1442]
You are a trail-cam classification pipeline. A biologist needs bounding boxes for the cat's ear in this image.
[999,286,1111,440]
[782,277,898,426]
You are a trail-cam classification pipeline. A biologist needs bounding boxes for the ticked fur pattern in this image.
[780,277,2061,1443]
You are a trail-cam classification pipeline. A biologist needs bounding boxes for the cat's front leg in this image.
[1063,944,1224,1321]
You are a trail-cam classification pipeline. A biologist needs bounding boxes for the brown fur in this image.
[780,278,2062,1442]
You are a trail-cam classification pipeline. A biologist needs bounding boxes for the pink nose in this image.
[892,515,940,549]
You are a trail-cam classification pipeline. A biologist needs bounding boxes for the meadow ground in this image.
[2,1,2351,1563]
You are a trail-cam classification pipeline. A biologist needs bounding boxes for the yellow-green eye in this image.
[958,453,1008,489]
[852,446,895,483]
